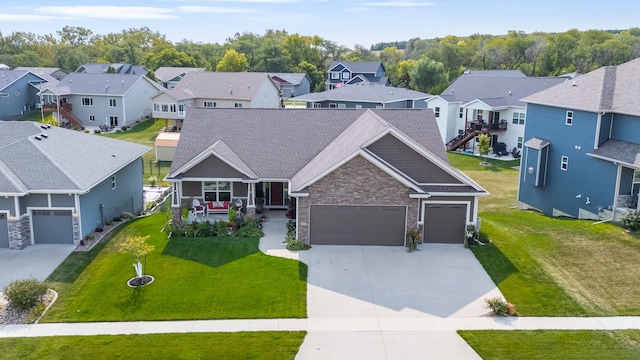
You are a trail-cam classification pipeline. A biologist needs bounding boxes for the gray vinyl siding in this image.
[79,158,143,237]
[611,113,640,143]
[21,194,48,214]
[182,181,202,197]
[0,73,43,119]
[123,78,157,124]
[0,197,14,216]
[51,194,75,207]
[183,155,243,178]
[519,104,617,217]
[294,77,311,97]
[68,94,124,126]
[367,134,460,183]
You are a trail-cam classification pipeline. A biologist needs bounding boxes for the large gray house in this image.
[293,83,430,109]
[0,122,150,249]
[167,108,487,245]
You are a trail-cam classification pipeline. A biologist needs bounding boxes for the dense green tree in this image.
[379,47,405,86]
[408,57,448,93]
[57,26,93,47]
[143,48,198,71]
[216,49,249,72]
[294,61,324,92]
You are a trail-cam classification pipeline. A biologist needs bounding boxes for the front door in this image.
[270,182,284,206]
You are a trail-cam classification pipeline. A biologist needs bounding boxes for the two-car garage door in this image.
[310,205,406,246]
[31,210,74,244]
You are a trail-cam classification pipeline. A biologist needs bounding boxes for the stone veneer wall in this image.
[297,155,419,244]
[8,215,30,250]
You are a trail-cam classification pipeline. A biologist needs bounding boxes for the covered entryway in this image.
[31,209,74,244]
[310,205,406,245]
[423,204,467,243]
[0,213,8,248]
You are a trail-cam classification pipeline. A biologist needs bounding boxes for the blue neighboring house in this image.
[0,70,53,120]
[325,61,389,90]
[518,57,640,221]
[0,122,149,249]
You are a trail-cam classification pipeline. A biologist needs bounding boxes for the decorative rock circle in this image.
[127,275,155,288]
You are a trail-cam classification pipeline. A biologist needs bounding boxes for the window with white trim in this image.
[153,103,160,112]
[459,107,464,118]
[355,104,362,109]
[109,116,118,127]
[561,156,569,171]
[234,103,242,108]
[89,115,95,122]
[475,109,483,120]
[161,104,169,112]
[0,93,8,98]
[512,112,525,124]
[108,98,117,107]
[566,111,573,125]
[329,103,337,108]
[313,103,321,108]
[341,71,350,80]
[111,175,117,189]
[337,103,346,109]
[331,72,339,80]
[203,181,231,202]
[170,104,176,112]
[81,97,93,106]
[517,136,523,148]
[204,101,216,108]
[434,107,440,117]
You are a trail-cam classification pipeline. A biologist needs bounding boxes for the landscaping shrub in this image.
[621,210,640,231]
[286,239,306,251]
[4,279,48,310]
[120,211,134,220]
[485,297,508,316]
[24,302,46,324]
[237,220,264,238]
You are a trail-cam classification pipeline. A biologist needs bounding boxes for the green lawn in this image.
[44,214,307,322]
[449,152,640,316]
[459,330,640,360]
[0,332,306,360]
[100,119,172,184]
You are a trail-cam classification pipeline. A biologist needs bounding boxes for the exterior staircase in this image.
[446,128,486,151]
[42,103,83,128]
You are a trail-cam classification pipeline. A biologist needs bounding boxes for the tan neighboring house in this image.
[152,72,281,132]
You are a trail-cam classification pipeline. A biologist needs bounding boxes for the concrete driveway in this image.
[295,243,503,359]
[0,245,75,290]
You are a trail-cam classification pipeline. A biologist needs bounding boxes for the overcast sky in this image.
[1,1,639,47]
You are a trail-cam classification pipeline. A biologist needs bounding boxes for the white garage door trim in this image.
[420,200,471,244]
[29,207,75,245]
[0,211,9,248]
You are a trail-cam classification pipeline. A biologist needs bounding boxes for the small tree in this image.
[118,235,154,279]
[478,134,491,165]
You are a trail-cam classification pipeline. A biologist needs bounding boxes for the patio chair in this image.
[192,199,205,216]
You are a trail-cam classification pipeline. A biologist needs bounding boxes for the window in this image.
[170,104,176,112]
[109,116,118,127]
[111,175,116,189]
[517,136,523,149]
[161,104,169,112]
[512,112,525,124]
[153,103,160,112]
[475,109,483,120]
[434,107,440,117]
[0,93,8,98]
[313,103,321,108]
[355,104,363,109]
[331,72,339,80]
[108,98,117,107]
[459,108,464,118]
[204,101,216,108]
[203,181,231,202]
[458,129,464,135]
[329,103,337,108]
[566,111,573,125]
[337,103,346,109]
[342,71,350,80]
[234,103,243,108]
[81,97,93,106]
[561,156,569,171]
[89,115,95,122]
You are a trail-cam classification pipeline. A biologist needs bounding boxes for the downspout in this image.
[594,112,605,150]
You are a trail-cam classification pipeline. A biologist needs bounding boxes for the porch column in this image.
[172,182,181,207]
[246,182,256,218]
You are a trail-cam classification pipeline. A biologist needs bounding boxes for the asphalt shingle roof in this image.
[589,139,640,167]
[170,108,448,181]
[0,122,150,194]
[154,67,206,82]
[269,73,307,86]
[41,73,160,96]
[523,57,640,116]
[294,83,430,103]
[166,72,277,101]
[328,61,383,74]
[440,72,566,107]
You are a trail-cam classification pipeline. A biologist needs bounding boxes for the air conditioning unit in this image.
[35,103,41,109]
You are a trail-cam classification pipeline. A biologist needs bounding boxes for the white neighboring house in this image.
[426,70,567,152]
[38,73,163,129]
[152,72,281,131]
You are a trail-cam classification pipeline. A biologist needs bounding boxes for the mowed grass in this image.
[44,214,307,322]
[100,119,171,184]
[449,152,640,316]
[458,330,640,360]
[0,332,306,360]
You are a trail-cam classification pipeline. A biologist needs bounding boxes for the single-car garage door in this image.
[0,213,8,248]
[310,205,406,246]
[423,204,467,243]
[32,210,74,244]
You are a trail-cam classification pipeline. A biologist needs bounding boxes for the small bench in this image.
[206,201,230,215]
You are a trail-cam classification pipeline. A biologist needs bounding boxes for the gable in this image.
[367,134,461,184]
[182,154,244,178]
[328,63,346,72]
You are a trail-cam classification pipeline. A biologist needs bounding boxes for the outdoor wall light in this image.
[528,167,534,174]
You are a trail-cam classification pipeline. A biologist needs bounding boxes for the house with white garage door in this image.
[167,108,488,245]
[0,122,150,249]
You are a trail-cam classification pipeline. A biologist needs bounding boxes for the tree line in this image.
[1,26,639,94]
